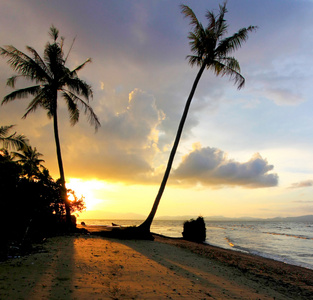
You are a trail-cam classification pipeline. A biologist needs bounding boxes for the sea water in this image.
[78,219,313,270]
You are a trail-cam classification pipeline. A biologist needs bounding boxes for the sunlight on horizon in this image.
[64,178,309,220]
[67,178,111,210]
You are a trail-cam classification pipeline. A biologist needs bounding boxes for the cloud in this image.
[102,88,165,150]
[265,88,305,106]
[289,180,313,189]
[173,144,278,188]
[61,88,166,182]
[293,200,313,204]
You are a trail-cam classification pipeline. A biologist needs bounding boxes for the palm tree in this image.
[13,145,45,180]
[138,3,257,232]
[1,26,100,226]
[0,125,28,150]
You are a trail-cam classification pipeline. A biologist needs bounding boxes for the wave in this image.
[263,231,313,240]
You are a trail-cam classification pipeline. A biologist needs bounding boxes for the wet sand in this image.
[0,230,312,299]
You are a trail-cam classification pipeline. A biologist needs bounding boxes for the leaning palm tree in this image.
[0,125,28,150]
[13,145,45,181]
[1,26,100,226]
[138,3,257,232]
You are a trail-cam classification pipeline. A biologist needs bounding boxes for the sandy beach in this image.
[1,230,313,299]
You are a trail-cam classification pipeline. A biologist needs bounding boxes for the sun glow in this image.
[66,178,107,210]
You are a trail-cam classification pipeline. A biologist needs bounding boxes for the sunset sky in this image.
[1,0,312,220]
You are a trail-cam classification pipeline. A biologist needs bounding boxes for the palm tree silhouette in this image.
[1,26,100,226]
[139,3,257,232]
[0,125,28,151]
[13,145,45,181]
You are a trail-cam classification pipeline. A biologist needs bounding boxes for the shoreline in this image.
[153,234,313,297]
[79,223,313,271]
[1,228,313,299]
[83,224,313,297]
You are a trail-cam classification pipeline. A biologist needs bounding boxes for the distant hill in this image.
[156,215,199,221]
[156,215,313,222]
[81,213,313,222]
[265,215,313,222]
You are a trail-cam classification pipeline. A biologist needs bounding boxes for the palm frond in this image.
[22,89,49,118]
[183,6,208,65]
[11,151,25,161]
[0,46,50,82]
[49,25,59,42]
[6,75,18,88]
[62,90,100,130]
[70,58,92,76]
[2,85,42,104]
[214,2,228,38]
[0,125,14,137]
[65,77,93,99]
[181,5,203,32]
[26,46,48,74]
[216,26,257,56]
[222,56,241,73]
[187,55,203,67]
[62,92,80,125]
[6,74,41,88]
[5,134,29,150]
[205,10,216,30]
[210,59,245,89]
[0,125,29,150]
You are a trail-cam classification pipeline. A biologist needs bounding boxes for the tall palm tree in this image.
[1,26,100,226]
[0,125,28,150]
[13,145,45,180]
[139,3,257,231]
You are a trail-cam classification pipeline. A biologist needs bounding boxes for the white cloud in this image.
[102,88,164,149]
[173,144,278,188]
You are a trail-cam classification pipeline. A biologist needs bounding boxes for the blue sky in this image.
[0,0,312,218]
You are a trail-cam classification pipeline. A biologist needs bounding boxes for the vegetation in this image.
[0,125,28,150]
[0,128,85,260]
[0,26,100,226]
[138,2,257,232]
[182,217,206,243]
[12,145,45,181]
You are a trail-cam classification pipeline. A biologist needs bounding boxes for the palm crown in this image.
[181,3,257,89]
[13,145,45,180]
[1,26,100,129]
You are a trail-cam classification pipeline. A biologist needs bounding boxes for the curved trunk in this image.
[138,64,206,231]
[52,97,72,227]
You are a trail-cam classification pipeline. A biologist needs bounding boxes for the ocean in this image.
[77,219,313,270]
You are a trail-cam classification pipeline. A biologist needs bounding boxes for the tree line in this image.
[0,125,85,259]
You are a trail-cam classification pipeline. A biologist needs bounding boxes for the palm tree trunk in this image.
[52,100,72,227]
[138,63,206,231]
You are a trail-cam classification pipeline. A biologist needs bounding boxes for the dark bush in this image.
[0,152,83,260]
[182,216,206,243]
